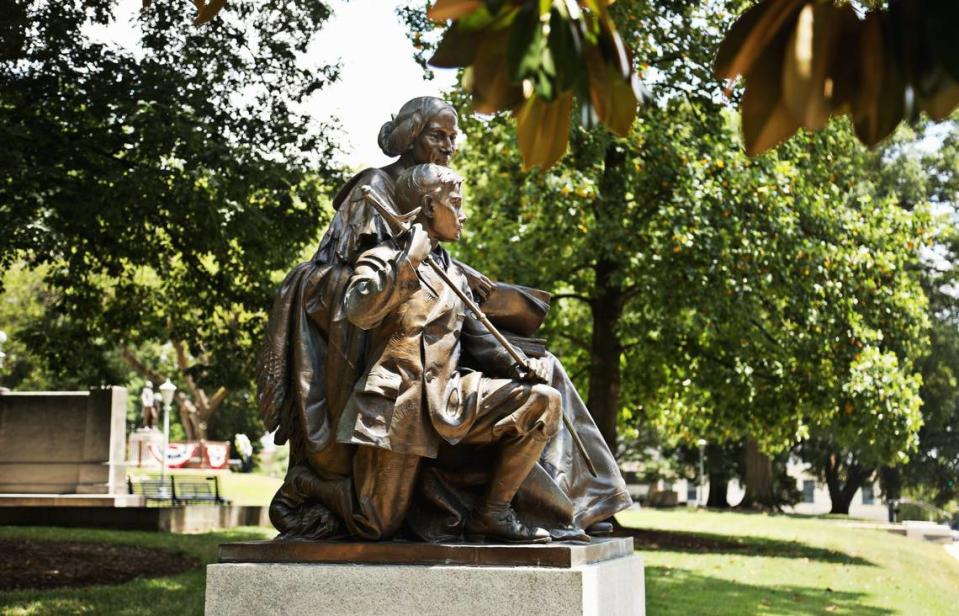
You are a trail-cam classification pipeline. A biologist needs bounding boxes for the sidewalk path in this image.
[945,543,959,563]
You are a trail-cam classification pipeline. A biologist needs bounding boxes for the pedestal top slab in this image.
[218,536,633,568]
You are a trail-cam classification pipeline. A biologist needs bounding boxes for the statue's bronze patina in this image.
[257,97,632,544]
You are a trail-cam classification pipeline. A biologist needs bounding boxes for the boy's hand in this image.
[406,223,432,266]
[514,357,551,384]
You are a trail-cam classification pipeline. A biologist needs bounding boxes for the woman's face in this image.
[411,109,458,166]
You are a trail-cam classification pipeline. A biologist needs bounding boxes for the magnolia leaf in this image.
[926,0,959,82]
[852,14,904,146]
[193,0,227,26]
[514,91,574,170]
[429,24,480,68]
[471,32,525,113]
[781,2,854,130]
[428,0,484,23]
[586,45,637,137]
[596,13,631,80]
[549,7,583,91]
[919,78,959,121]
[741,30,800,156]
[715,0,805,81]
[506,3,544,81]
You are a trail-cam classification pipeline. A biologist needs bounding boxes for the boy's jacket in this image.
[337,240,517,458]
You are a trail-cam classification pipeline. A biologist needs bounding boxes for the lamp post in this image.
[697,439,707,507]
[0,331,7,391]
[158,379,177,496]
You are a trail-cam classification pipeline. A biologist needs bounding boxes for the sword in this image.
[360,185,599,478]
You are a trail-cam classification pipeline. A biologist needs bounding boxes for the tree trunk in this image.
[587,256,624,453]
[586,144,627,453]
[740,438,775,509]
[705,443,730,508]
[823,453,872,515]
[706,470,730,508]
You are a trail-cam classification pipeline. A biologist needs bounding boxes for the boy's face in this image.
[426,182,466,243]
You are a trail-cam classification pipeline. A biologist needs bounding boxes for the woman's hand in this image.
[455,260,494,303]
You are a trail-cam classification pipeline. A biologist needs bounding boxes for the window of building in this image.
[803,480,816,503]
[861,484,874,505]
[687,483,698,503]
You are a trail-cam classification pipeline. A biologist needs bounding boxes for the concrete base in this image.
[205,539,644,616]
[0,504,269,533]
[903,520,957,544]
[0,493,145,507]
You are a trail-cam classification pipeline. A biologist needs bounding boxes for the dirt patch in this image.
[0,539,200,591]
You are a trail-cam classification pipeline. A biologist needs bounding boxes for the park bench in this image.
[127,475,229,506]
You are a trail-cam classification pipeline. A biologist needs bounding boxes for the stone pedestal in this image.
[205,538,644,616]
[126,428,164,468]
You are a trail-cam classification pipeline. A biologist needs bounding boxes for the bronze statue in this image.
[257,97,631,543]
[140,382,158,430]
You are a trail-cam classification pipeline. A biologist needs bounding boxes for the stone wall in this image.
[0,387,127,494]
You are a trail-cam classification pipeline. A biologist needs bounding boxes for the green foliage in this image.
[450,1,930,468]
[0,1,343,436]
[897,120,959,507]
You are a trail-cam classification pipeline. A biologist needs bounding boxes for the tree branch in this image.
[552,293,592,305]
[554,331,590,351]
[207,387,228,414]
[119,346,165,384]
[173,339,207,409]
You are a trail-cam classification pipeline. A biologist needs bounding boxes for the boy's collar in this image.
[430,244,451,268]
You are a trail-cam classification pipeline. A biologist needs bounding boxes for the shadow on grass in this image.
[0,527,272,615]
[646,566,893,616]
[0,570,208,616]
[615,527,874,566]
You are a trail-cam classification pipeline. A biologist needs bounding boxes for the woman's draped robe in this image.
[257,169,631,540]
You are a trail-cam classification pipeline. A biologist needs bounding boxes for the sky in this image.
[308,0,458,167]
[90,0,459,169]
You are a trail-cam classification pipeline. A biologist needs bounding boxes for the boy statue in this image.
[338,163,562,543]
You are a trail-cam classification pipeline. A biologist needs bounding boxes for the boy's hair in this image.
[393,164,462,215]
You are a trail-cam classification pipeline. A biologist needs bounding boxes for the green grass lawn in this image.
[125,468,282,506]
[621,508,959,615]
[2,510,957,615]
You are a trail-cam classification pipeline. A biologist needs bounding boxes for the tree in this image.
[896,120,959,508]
[794,119,958,514]
[0,0,342,438]
[434,1,930,512]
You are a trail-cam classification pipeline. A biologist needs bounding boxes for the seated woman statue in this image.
[257,96,631,542]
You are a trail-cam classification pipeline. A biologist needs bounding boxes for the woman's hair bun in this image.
[377,120,398,156]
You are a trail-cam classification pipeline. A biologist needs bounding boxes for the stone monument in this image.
[0,386,138,506]
[208,97,643,614]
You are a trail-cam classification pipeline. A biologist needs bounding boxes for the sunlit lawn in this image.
[125,468,282,506]
[620,508,959,615]
[3,509,957,615]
